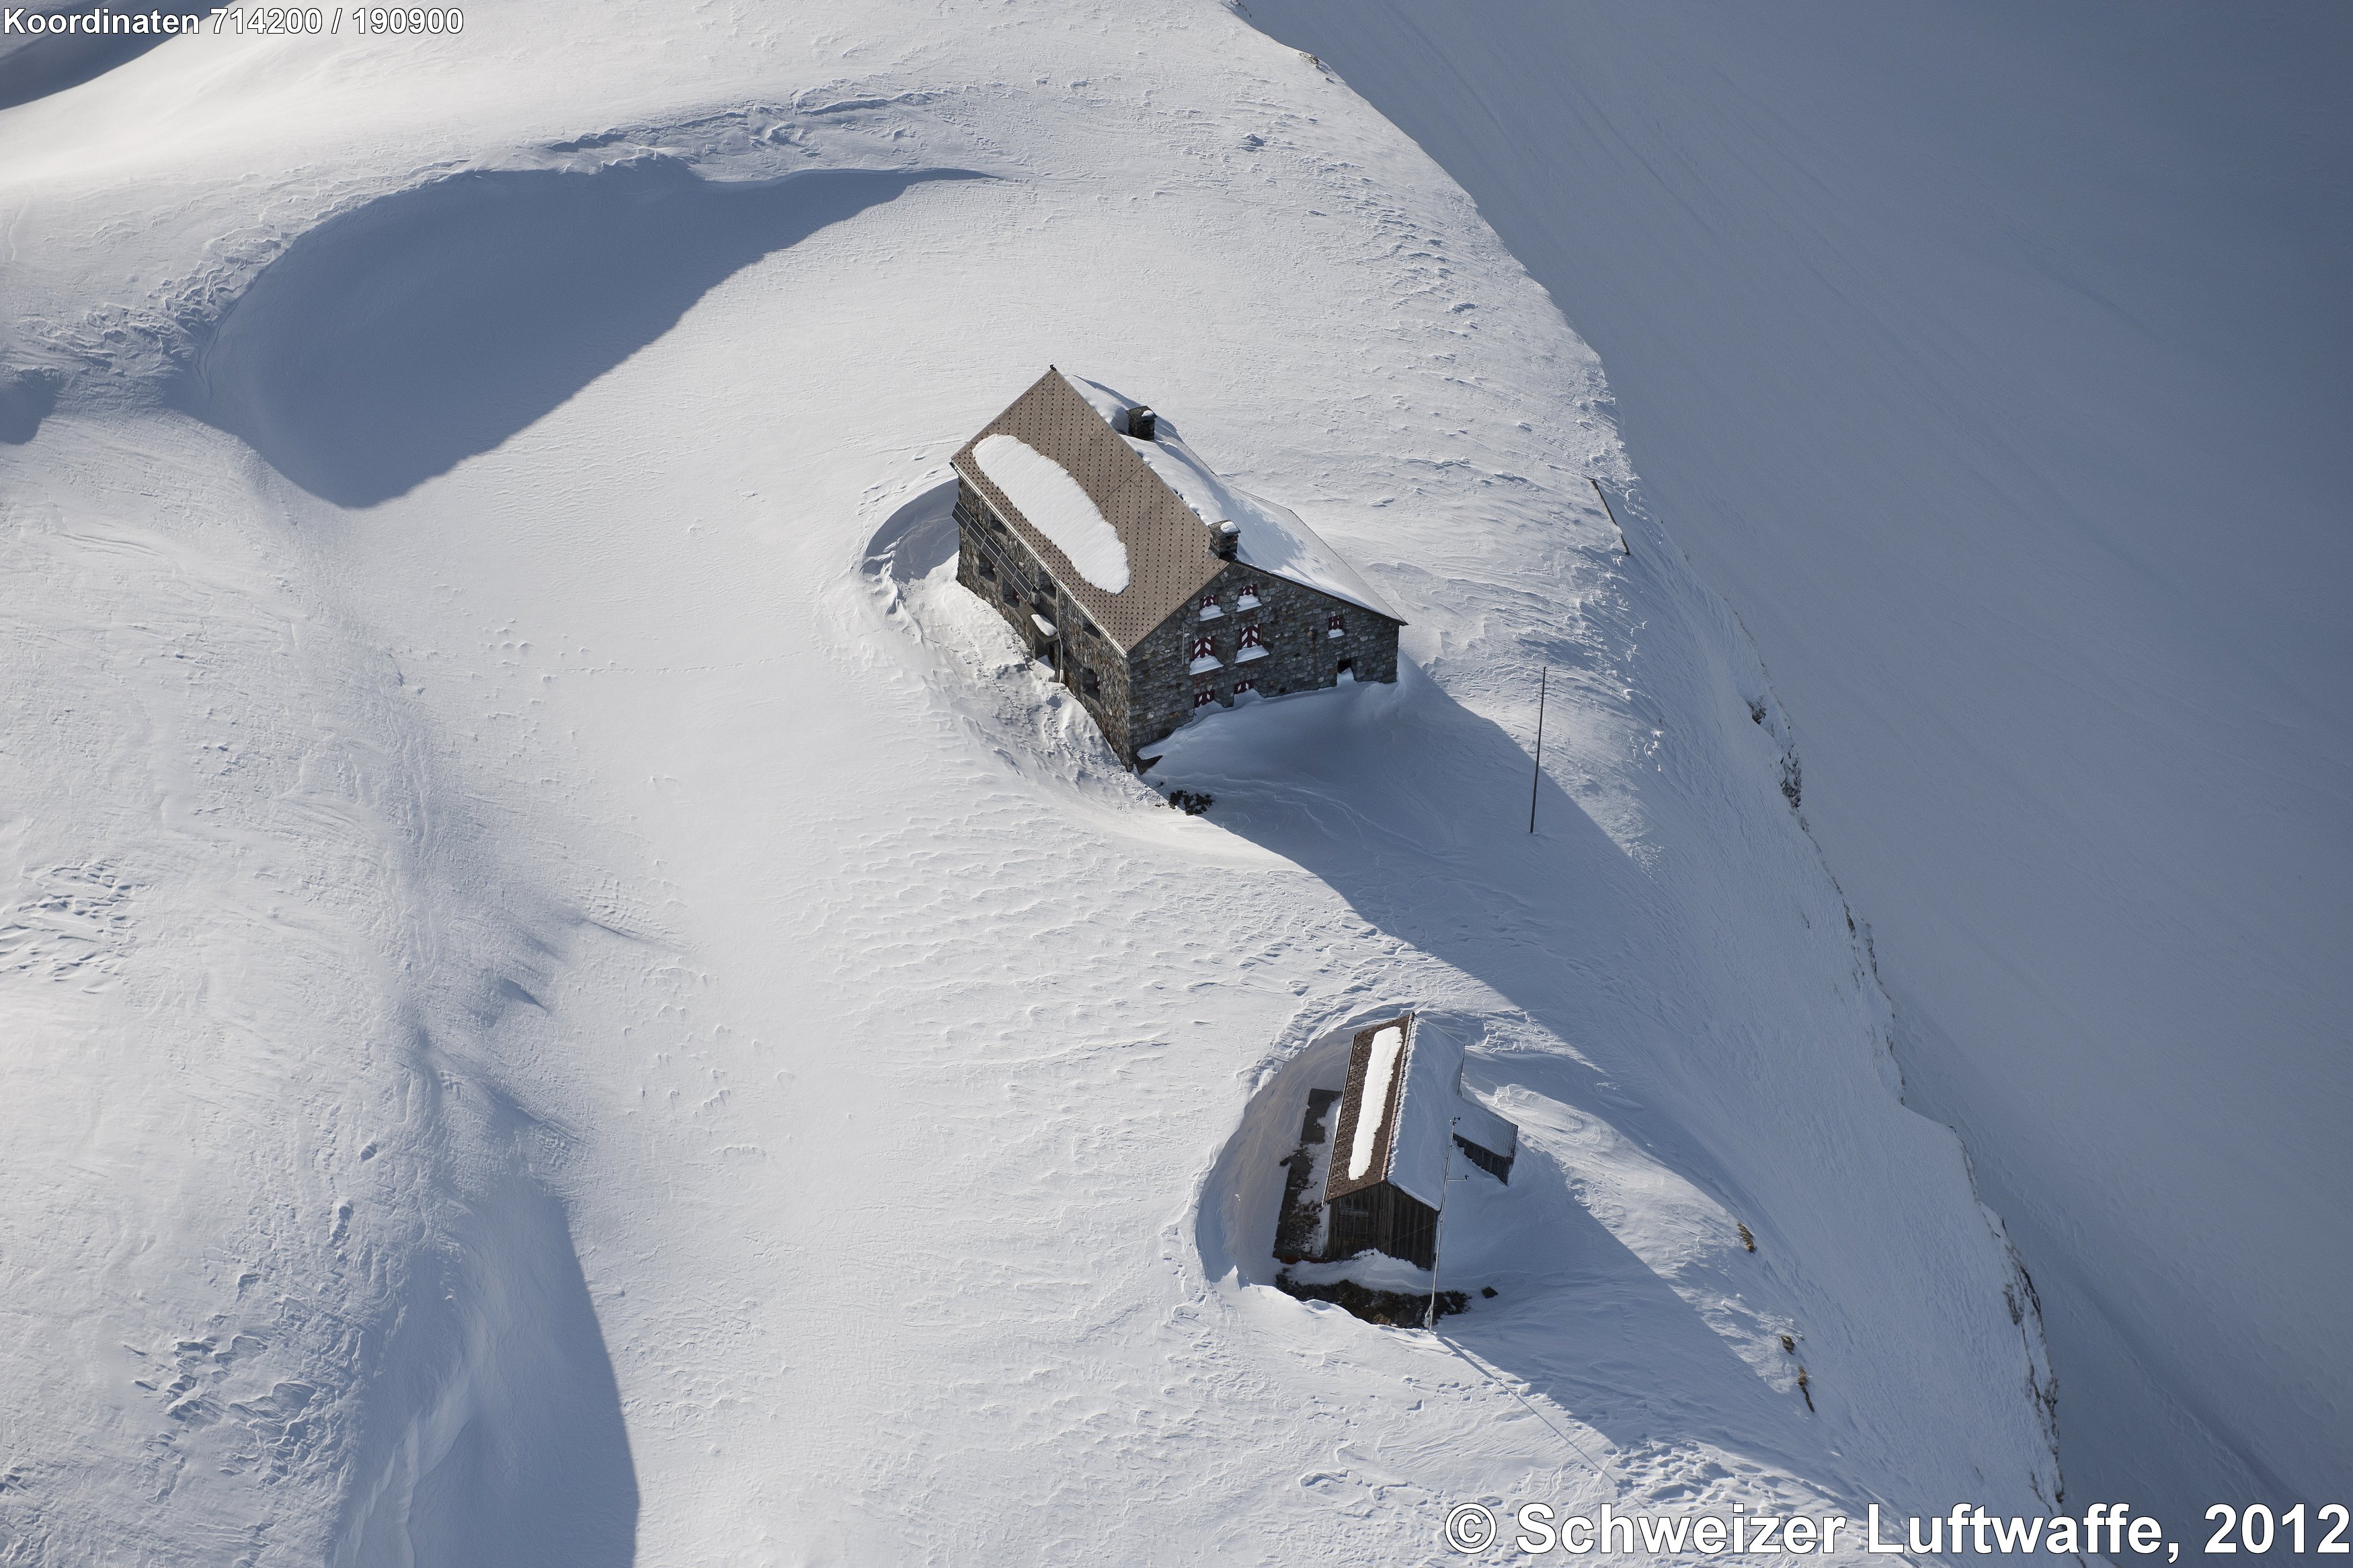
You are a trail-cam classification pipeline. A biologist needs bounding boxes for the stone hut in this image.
[949,368,1404,768]
[1322,1012,1517,1270]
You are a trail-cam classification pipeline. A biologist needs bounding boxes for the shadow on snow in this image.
[0,2,180,114]
[174,159,980,507]
[1167,667,1811,1459]
[337,1075,639,1568]
[867,481,1808,1462]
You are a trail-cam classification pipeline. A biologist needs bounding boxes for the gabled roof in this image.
[1324,1012,1517,1211]
[950,369,1403,652]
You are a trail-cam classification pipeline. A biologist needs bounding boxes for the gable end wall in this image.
[1126,561,1400,759]
[953,477,1401,770]
[955,479,1136,757]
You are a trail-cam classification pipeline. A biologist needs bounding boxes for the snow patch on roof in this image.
[1386,1019,1515,1210]
[971,434,1131,593]
[1451,1089,1518,1169]
[1061,372,1133,431]
[1226,483,1404,623]
[1058,372,1403,620]
[1349,1024,1405,1181]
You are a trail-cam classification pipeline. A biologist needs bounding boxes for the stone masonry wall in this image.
[954,479,1137,757]
[954,479,1399,767]
[1125,560,1400,759]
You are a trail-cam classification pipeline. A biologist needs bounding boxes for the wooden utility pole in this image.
[1529,664,1548,835]
[1425,1114,1462,1331]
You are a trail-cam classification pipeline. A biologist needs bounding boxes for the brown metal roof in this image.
[1324,1012,1416,1204]
[949,368,1228,652]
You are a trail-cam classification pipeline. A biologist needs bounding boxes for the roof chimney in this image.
[1211,520,1240,560]
[1126,405,1158,442]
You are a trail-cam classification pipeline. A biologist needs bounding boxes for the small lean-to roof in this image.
[1324,1012,1517,1212]
[950,369,1404,651]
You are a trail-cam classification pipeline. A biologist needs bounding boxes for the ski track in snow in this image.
[1,2,2067,1560]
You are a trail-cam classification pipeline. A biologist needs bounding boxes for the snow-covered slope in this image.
[1241,0,2353,1531]
[5,2,2067,1559]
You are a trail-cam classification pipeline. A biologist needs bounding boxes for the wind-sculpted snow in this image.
[1,0,2076,1559]
[1244,0,2352,1527]
[0,3,181,113]
[175,162,971,507]
[0,424,637,1563]
[340,1167,637,1568]
[0,368,61,443]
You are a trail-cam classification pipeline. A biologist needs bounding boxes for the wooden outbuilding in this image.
[1322,1012,1517,1270]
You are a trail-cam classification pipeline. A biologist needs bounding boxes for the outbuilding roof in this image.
[1324,1012,1518,1212]
[950,368,1403,652]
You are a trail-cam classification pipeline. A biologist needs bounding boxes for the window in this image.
[1194,688,1216,709]
[1190,634,1215,661]
[1238,624,1263,649]
[1080,667,1101,696]
[1235,583,1261,610]
[1235,623,1267,663]
[1198,593,1222,620]
[976,553,996,578]
[1232,679,1254,696]
[1326,612,1345,639]
[1002,581,1021,604]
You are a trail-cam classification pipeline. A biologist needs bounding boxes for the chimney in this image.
[1211,520,1240,560]
[1126,405,1158,441]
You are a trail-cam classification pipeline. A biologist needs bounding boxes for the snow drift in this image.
[1243,0,2353,1527]
[174,161,964,507]
[0,0,2090,1559]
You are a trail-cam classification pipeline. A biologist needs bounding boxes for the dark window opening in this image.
[1081,668,1101,696]
[1002,581,1021,604]
[1336,658,1353,674]
[975,554,996,578]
